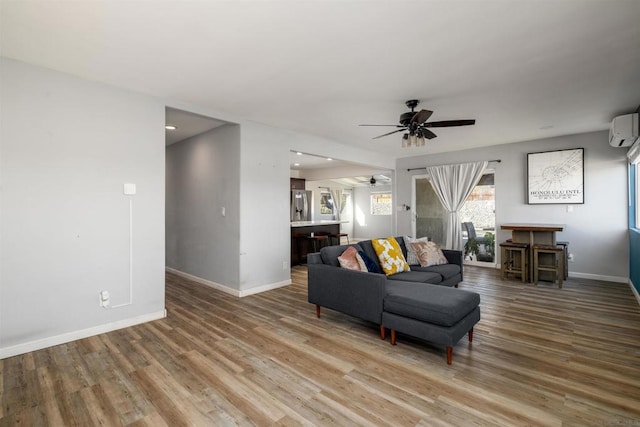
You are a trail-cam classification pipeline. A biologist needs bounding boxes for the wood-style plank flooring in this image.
[1,266,640,426]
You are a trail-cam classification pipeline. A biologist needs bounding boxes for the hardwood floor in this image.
[2,266,640,426]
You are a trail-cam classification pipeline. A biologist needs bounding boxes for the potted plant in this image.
[476,232,495,262]
[464,237,479,261]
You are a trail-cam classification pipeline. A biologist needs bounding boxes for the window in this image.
[371,192,392,215]
[320,192,334,215]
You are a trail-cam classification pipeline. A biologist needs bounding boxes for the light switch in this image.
[566,205,573,213]
[123,183,136,195]
[221,207,226,217]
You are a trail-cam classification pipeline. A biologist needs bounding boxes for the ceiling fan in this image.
[354,174,391,188]
[359,100,476,147]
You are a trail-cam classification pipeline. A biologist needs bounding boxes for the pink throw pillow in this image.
[338,246,361,271]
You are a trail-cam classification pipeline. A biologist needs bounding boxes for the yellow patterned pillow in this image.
[371,237,410,276]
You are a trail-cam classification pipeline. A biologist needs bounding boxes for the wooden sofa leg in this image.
[454,283,459,288]
[380,325,386,340]
[390,329,397,345]
[446,347,453,365]
[316,305,321,318]
[468,327,474,342]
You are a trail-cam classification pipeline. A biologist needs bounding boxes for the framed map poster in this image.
[527,148,584,204]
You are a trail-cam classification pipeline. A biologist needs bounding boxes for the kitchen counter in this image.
[291,220,349,227]
[290,221,349,265]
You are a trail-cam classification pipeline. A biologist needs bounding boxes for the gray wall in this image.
[0,58,166,354]
[166,125,241,288]
[353,184,393,239]
[396,131,629,280]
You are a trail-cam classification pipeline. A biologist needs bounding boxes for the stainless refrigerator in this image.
[291,190,312,221]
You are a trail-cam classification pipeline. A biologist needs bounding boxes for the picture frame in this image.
[527,148,584,204]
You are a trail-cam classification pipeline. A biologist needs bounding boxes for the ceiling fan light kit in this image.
[360,99,475,148]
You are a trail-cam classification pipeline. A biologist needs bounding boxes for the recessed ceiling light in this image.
[165,125,177,130]
[327,158,333,161]
[294,163,300,166]
[296,152,303,155]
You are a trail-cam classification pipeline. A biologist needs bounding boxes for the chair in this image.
[462,222,488,245]
[329,232,349,246]
[499,241,529,282]
[557,241,569,280]
[293,232,329,264]
[533,245,564,288]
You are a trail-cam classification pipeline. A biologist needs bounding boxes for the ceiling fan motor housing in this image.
[399,112,415,125]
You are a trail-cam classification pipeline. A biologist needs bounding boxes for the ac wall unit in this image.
[609,113,639,147]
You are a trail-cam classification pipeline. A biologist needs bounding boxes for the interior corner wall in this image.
[165,125,241,289]
[0,58,166,356]
[396,131,629,280]
[353,184,393,239]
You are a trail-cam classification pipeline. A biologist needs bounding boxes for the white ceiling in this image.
[3,1,640,159]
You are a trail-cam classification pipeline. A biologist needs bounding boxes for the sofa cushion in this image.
[372,237,410,276]
[320,244,363,267]
[338,246,361,271]
[411,241,448,267]
[356,250,383,274]
[384,282,480,327]
[386,271,443,284]
[403,236,430,265]
[410,264,461,281]
[357,240,380,268]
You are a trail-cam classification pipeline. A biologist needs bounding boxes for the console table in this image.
[500,223,565,282]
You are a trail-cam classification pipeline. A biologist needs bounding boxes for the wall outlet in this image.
[568,253,574,262]
[282,261,288,270]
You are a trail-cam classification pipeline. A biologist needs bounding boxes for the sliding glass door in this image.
[412,171,495,265]
[411,175,447,245]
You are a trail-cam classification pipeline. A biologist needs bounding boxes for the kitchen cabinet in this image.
[290,178,306,190]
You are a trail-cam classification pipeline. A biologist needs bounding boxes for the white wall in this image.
[239,122,293,291]
[0,58,166,357]
[396,131,629,281]
[166,125,241,289]
[164,100,392,295]
[353,184,393,239]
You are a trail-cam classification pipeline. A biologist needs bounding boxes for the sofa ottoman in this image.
[381,281,481,364]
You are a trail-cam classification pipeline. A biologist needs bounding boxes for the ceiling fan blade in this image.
[359,124,404,127]
[423,119,476,128]
[372,128,407,139]
[422,128,437,139]
[411,109,433,124]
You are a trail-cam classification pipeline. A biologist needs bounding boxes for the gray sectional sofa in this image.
[307,236,480,364]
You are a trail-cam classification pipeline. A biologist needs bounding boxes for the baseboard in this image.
[239,279,292,297]
[0,309,166,360]
[166,267,291,298]
[567,272,628,283]
[464,263,629,284]
[629,279,640,307]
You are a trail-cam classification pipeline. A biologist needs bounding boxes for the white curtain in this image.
[425,161,488,250]
[331,189,343,221]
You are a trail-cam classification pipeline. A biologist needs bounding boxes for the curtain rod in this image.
[407,159,501,172]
